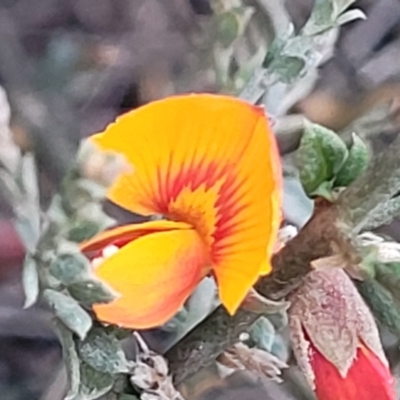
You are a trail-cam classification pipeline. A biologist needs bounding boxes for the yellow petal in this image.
[92,228,209,329]
[90,94,282,316]
[211,112,282,314]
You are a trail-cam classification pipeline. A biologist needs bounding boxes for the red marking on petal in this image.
[80,220,192,259]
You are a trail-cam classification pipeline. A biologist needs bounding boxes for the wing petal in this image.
[92,228,208,329]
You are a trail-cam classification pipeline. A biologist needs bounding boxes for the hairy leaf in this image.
[68,279,116,307]
[302,0,334,35]
[77,327,130,374]
[22,255,39,308]
[118,395,140,400]
[356,279,400,336]
[362,197,400,231]
[335,133,370,187]
[218,12,240,47]
[67,220,103,243]
[50,249,91,285]
[297,123,348,195]
[54,320,81,400]
[375,263,400,304]
[44,289,92,340]
[249,317,276,352]
[336,9,367,25]
[78,363,115,400]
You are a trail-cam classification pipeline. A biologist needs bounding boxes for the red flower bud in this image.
[289,267,395,400]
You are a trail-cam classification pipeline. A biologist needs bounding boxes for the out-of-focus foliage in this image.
[17,142,134,400]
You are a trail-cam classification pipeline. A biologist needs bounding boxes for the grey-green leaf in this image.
[336,9,367,26]
[118,395,140,400]
[269,56,306,83]
[334,0,358,15]
[44,289,92,340]
[363,196,400,231]
[67,220,102,243]
[68,279,117,307]
[297,123,348,195]
[302,0,334,35]
[53,320,81,400]
[22,255,39,308]
[335,133,370,187]
[375,263,400,304]
[77,327,130,374]
[249,317,276,352]
[50,251,91,285]
[78,363,114,400]
[218,12,240,47]
[356,279,400,336]
[283,176,314,228]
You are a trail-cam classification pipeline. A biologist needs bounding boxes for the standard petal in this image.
[92,228,209,329]
[211,114,282,314]
[90,94,272,214]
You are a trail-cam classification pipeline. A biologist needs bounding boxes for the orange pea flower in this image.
[81,94,282,329]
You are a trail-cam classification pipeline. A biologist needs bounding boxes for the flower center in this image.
[167,182,221,250]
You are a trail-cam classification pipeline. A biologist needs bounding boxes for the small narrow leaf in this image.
[13,153,41,252]
[78,363,114,400]
[14,215,41,253]
[54,320,81,400]
[50,251,91,285]
[282,177,314,228]
[22,255,39,308]
[67,220,102,243]
[336,9,367,25]
[118,395,140,400]
[77,327,130,374]
[356,279,400,336]
[375,263,400,304]
[334,0,358,15]
[68,279,117,307]
[302,0,335,35]
[249,317,276,352]
[335,133,370,187]
[297,123,348,195]
[362,196,400,231]
[218,12,240,47]
[44,289,92,340]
